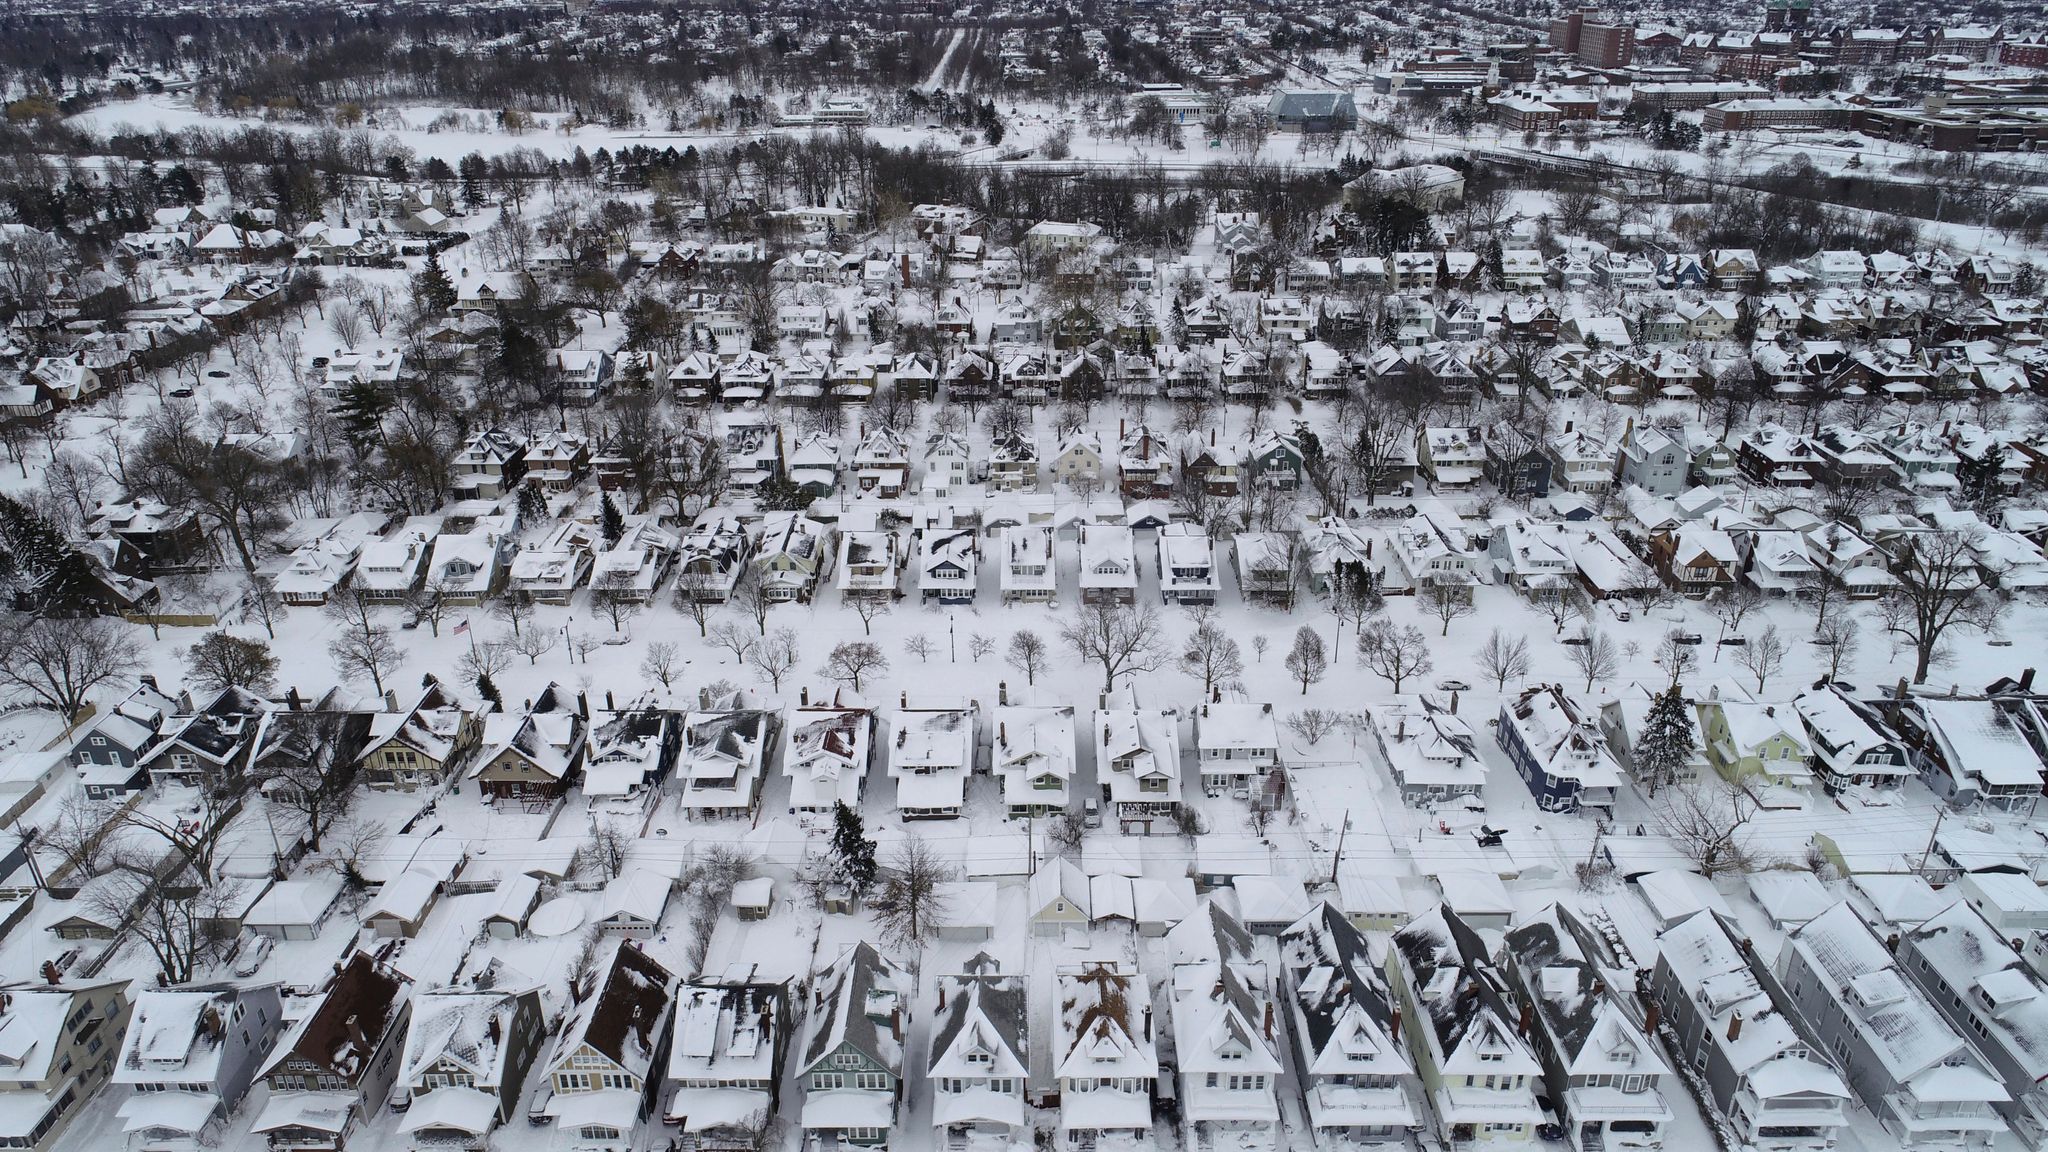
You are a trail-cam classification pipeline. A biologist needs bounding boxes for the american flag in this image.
[453,619,470,635]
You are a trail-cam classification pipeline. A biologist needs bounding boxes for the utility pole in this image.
[1917,807,1946,875]
[1329,808,1350,884]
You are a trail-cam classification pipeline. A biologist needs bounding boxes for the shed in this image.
[1433,869,1514,931]
[245,877,344,941]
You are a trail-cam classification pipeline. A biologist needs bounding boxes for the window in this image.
[812,1073,843,1091]
[855,1072,889,1091]
[579,1125,621,1141]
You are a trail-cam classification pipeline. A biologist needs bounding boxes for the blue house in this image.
[1659,252,1709,289]
[1496,685,1623,815]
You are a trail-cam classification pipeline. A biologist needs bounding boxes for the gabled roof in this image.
[802,942,909,1074]
[928,954,1027,1079]
[555,941,673,1080]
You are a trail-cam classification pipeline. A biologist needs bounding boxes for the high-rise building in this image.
[1547,9,1634,68]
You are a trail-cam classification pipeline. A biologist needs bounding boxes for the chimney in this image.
[606,691,616,711]
[576,691,590,719]
[1120,419,1126,439]
[1449,690,1460,715]
[2025,669,2038,693]
[999,722,1007,745]
[139,674,159,693]
[384,689,398,712]
[999,680,1009,707]
[901,691,908,709]
[1264,1001,1275,1039]
[1642,998,1659,1034]
[1389,1004,1402,1043]
[1519,1000,1534,1035]
[801,687,810,706]
[286,686,303,711]
[1210,429,1216,447]
[937,983,947,1011]
[1726,1012,1743,1042]
[1886,932,1900,953]
[1565,420,1574,434]
[487,1015,501,1043]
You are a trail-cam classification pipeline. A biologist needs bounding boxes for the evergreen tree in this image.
[830,801,878,893]
[516,483,549,524]
[475,671,504,712]
[332,381,391,449]
[1958,443,2006,515]
[599,492,624,546]
[1634,684,1697,798]
[412,252,457,314]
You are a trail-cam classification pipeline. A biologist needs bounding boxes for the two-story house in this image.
[1899,900,2048,1147]
[114,985,281,1152]
[923,432,974,495]
[836,530,901,601]
[1278,903,1424,1145]
[393,987,547,1151]
[1169,903,1285,1149]
[358,683,480,792]
[538,942,674,1149]
[254,954,411,1152]
[999,525,1058,604]
[1497,686,1623,816]
[1159,523,1220,606]
[139,686,271,792]
[1792,689,1911,790]
[678,707,776,820]
[928,954,1028,1144]
[1778,902,2009,1150]
[1618,425,1688,496]
[1503,906,1675,1151]
[662,979,790,1150]
[918,528,978,604]
[1649,911,1852,1152]
[1363,696,1485,807]
[448,428,527,500]
[1078,525,1138,606]
[1194,702,1279,797]
[0,980,132,1152]
[992,705,1075,819]
[470,684,586,803]
[783,698,873,815]
[799,942,910,1147]
[1054,960,1157,1149]
[1387,907,1544,1146]
[1096,685,1183,835]
[750,513,831,603]
[888,700,976,820]
[583,704,679,815]
[68,681,177,799]
[1698,697,1813,790]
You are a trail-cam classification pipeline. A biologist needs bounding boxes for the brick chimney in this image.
[1726,1011,1742,1042]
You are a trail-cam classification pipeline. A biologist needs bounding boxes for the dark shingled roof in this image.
[803,941,906,1073]
[927,952,1026,1074]
[1282,904,1397,1056]
[1393,905,1520,1054]
[583,943,675,1066]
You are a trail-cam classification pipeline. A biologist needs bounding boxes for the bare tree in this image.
[1542,586,1590,636]
[1062,601,1169,692]
[846,591,891,637]
[88,862,212,985]
[751,628,801,690]
[821,642,888,693]
[27,792,116,881]
[673,573,720,636]
[251,716,359,851]
[710,620,757,665]
[1357,620,1432,692]
[968,633,996,663]
[1736,624,1787,693]
[1567,626,1620,693]
[1179,611,1245,697]
[458,637,516,684]
[641,641,683,690]
[328,616,403,695]
[0,617,141,722]
[1422,584,1476,636]
[584,817,633,880]
[1880,529,2003,683]
[868,836,955,951]
[325,815,389,889]
[114,789,238,885]
[1007,630,1049,685]
[1286,708,1344,746]
[405,575,462,638]
[903,634,937,663]
[1817,615,1859,682]
[491,592,535,639]
[506,626,558,666]
[1476,627,1531,691]
[1655,629,1699,688]
[1284,626,1328,695]
[589,586,641,634]
[681,844,757,977]
[1657,777,1767,877]
[1708,585,1763,647]
[730,565,776,635]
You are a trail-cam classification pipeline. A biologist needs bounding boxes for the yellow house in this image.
[1698,698,1813,788]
